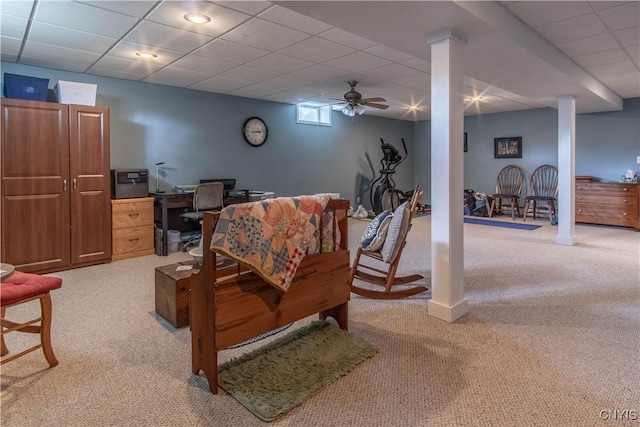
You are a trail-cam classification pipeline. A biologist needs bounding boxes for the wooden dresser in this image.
[575,181,640,231]
[112,197,155,260]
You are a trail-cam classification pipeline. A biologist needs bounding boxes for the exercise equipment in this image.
[370,138,412,215]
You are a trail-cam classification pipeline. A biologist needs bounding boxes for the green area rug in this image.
[218,320,379,422]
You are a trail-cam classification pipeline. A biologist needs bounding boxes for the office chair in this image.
[179,182,225,222]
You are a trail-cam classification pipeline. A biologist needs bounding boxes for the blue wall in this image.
[414,99,640,202]
[1,62,414,209]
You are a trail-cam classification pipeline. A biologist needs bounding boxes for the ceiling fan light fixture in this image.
[355,104,365,115]
[342,105,356,117]
[184,13,211,24]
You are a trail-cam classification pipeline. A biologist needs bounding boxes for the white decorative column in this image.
[427,30,468,322]
[556,96,576,246]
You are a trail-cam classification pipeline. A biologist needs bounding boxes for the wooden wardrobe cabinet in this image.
[1,98,111,273]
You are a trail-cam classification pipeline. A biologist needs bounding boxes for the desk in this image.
[151,191,252,256]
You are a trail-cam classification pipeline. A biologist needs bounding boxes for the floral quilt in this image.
[211,194,331,292]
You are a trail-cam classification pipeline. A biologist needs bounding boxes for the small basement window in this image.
[296,102,332,126]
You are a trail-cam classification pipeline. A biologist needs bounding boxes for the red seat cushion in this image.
[1,271,62,306]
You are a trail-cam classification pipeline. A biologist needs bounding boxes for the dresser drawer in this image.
[112,225,154,260]
[575,182,637,196]
[112,197,154,229]
[576,204,638,220]
[575,193,638,207]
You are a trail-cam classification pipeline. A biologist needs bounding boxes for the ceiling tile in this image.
[29,22,117,55]
[216,65,280,86]
[506,1,594,27]
[400,57,431,73]
[142,67,211,87]
[361,63,423,81]
[614,26,640,46]
[88,67,144,81]
[0,14,27,39]
[34,1,139,38]
[261,88,317,101]
[289,64,349,81]
[245,53,314,73]
[316,28,378,50]
[109,41,184,65]
[92,55,163,76]
[19,56,89,74]
[597,2,640,31]
[260,74,316,89]
[222,18,309,51]
[535,13,609,44]
[556,33,620,57]
[0,36,22,57]
[258,5,332,34]
[0,0,34,18]
[590,2,635,12]
[169,55,237,75]
[188,74,257,93]
[323,51,392,73]
[279,37,357,63]
[125,21,214,53]
[146,1,251,37]
[364,45,414,62]
[572,48,630,67]
[228,83,285,98]
[391,73,430,90]
[193,38,269,63]
[587,60,637,76]
[214,1,274,16]
[76,1,158,18]
[22,40,100,68]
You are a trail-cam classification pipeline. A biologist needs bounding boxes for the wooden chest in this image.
[111,197,155,260]
[575,181,640,231]
[154,258,240,328]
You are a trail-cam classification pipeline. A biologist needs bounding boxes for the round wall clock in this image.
[242,116,268,147]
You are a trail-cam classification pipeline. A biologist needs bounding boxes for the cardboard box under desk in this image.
[154,258,239,328]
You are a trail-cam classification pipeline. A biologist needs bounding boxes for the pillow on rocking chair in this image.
[381,201,410,263]
[361,210,393,251]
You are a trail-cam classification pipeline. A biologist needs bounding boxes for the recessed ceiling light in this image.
[136,52,157,59]
[184,13,211,24]
[470,96,483,102]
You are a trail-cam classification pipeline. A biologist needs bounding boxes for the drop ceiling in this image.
[0,0,638,121]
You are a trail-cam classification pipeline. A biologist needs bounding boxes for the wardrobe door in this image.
[1,99,71,272]
[68,105,111,266]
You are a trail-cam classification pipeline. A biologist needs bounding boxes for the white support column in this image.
[556,96,576,246]
[427,30,468,322]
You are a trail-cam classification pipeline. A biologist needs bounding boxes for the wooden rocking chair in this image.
[350,185,427,299]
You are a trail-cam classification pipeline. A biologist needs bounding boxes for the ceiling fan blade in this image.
[361,101,389,110]
[361,97,386,103]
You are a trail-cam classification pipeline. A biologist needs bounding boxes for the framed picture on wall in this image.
[464,133,468,152]
[494,137,522,158]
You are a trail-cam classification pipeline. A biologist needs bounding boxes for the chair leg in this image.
[488,199,496,217]
[549,201,556,223]
[40,293,58,368]
[523,200,530,222]
[1,306,7,357]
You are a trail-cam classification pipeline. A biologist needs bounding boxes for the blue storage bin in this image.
[3,73,49,101]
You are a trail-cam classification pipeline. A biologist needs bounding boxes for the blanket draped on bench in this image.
[211,194,331,292]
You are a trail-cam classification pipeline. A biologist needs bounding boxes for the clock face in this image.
[242,117,268,147]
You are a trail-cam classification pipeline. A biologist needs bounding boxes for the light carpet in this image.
[218,320,378,422]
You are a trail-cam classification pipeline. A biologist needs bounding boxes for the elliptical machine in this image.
[370,138,412,215]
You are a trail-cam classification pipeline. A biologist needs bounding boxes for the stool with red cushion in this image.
[1,271,62,367]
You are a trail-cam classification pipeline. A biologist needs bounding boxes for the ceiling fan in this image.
[331,81,389,116]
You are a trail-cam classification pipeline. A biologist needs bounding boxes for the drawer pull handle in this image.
[577,186,582,190]
[578,209,582,213]
[623,187,628,192]
[623,200,628,203]
[623,213,627,216]
[128,213,139,219]
[128,238,140,243]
